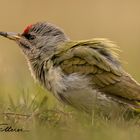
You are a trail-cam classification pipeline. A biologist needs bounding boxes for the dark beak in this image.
[0,32,21,41]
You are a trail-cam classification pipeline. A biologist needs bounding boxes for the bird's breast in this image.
[28,60,123,113]
[45,67,121,113]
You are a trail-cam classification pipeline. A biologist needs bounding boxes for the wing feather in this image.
[48,38,140,108]
[52,38,122,88]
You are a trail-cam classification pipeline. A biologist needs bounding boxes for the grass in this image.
[0,85,140,140]
[0,63,140,140]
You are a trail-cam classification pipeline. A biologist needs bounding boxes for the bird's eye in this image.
[23,33,36,40]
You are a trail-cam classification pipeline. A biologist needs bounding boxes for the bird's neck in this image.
[26,35,69,87]
[27,55,47,87]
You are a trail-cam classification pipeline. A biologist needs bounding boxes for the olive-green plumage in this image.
[51,39,140,110]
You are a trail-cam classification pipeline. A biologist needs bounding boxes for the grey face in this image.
[0,22,68,58]
[17,22,67,55]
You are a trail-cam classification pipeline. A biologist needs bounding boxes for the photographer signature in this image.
[0,123,29,132]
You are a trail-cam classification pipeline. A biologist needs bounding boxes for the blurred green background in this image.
[0,0,140,139]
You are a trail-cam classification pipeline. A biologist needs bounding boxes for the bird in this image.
[0,22,140,114]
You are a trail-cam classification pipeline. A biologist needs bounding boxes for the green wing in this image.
[50,38,140,110]
[53,38,122,88]
[49,38,140,110]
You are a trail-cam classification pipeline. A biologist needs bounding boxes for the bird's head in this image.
[0,22,69,59]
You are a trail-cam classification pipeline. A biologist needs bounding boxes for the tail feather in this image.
[131,101,140,112]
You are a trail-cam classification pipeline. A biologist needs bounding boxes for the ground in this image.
[0,85,140,140]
